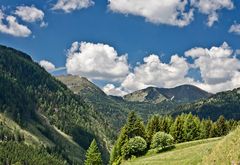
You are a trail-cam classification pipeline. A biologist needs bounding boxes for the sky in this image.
[0,0,240,96]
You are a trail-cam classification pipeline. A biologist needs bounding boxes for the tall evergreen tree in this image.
[200,118,212,139]
[215,115,228,136]
[85,139,103,165]
[125,112,146,139]
[182,114,200,141]
[160,115,173,134]
[170,114,185,143]
[146,115,161,143]
[110,112,146,164]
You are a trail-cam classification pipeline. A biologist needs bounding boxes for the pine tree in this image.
[85,139,103,165]
[160,116,173,134]
[210,123,218,138]
[125,112,146,139]
[200,118,212,139]
[183,114,200,141]
[110,112,146,164]
[170,114,185,143]
[146,115,161,143]
[215,115,228,136]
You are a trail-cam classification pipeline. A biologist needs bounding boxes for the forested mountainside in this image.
[0,45,114,164]
[57,75,173,133]
[1,45,240,165]
[57,75,211,126]
[172,88,240,120]
[124,85,211,104]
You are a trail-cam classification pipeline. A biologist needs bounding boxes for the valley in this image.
[0,45,240,164]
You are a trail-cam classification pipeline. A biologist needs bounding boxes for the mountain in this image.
[172,88,240,120]
[57,76,211,125]
[124,85,212,104]
[57,75,181,135]
[0,45,113,164]
[57,75,129,138]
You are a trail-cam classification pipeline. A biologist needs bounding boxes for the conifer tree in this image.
[200,118,212,139]
[210,123,218,138]
[215,115,228,136]
[85,139,103,165]
[183,113,200,141]
[125,112,146,139]
[170,114,185,143]
[110,112,146,164]
[160,116,173,134]
[146,115,161,143]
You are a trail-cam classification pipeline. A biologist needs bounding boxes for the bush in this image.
[150,132,174,150]
[122,136,147,159]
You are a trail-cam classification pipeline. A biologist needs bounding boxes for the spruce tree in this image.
[125,111,146,139]
[146,115,161,143]
[110,112,146,164]
[160,116,173,134]
[170,114,185,143]
[200,118,212,139]
[215,115,228,136]
[85,139,103,165]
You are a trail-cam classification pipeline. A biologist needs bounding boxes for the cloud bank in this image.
[66,42,240,96]
[108,0,234,27]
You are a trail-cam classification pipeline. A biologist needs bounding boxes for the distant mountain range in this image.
[172,88,240,120]
[58,75,240,122]
[123,85,212,104]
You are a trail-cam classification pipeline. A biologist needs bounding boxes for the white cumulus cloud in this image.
[108,0,234,27]
[63,42,240,96]
[229,23,240,35]
[103,84,127,96]
[110,42,240,95]
[108,0,194,27]
[39,60,56,71]
[121,54,193,92]
[185,42,240,93]
[52,0,94,13]
[15,6,44,23]
[191,0,234,27]
[0,10,31,37]
[66,42,129,81]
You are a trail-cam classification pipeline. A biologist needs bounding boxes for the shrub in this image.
[121,136,147,159]
[150,132,174,149]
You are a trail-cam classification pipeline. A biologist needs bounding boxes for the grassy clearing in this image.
[122,138,221,165]
[0,114,42,146]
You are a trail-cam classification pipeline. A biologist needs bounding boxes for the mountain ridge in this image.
[124,84,212,104]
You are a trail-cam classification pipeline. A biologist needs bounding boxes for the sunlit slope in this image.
[202,126,240,165]
[122,138,221,165]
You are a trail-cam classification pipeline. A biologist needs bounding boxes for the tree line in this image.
[109,112,239,165]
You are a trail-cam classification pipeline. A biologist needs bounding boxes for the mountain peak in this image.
[124,84,212,104]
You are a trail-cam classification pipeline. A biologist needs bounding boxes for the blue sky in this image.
[0,0,240,95]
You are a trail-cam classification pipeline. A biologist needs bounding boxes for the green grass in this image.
[202,126,240,165]
[122,138,221,165]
